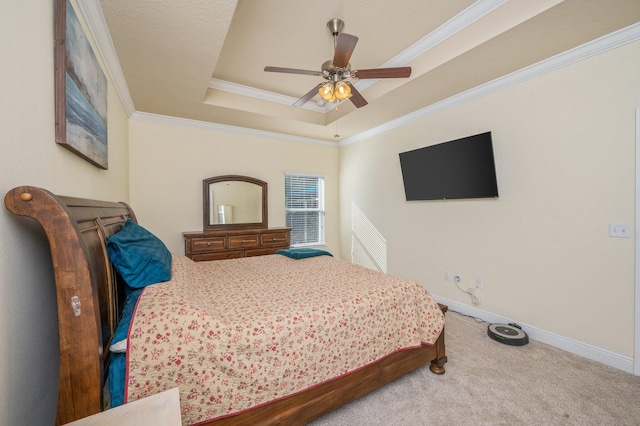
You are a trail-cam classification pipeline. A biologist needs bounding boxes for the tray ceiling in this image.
[99,0,640,142]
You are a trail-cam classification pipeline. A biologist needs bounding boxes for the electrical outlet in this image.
[609,223,631,238]
[444,271,450,281]
[454,275,461,284]
[475,278,483,289]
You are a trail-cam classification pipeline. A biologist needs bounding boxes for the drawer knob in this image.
[207,242,211,246]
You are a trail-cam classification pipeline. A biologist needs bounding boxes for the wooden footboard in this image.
[5,186,447,425]
[210,307,447,425]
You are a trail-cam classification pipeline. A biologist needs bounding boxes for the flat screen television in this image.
[399,131,498,201]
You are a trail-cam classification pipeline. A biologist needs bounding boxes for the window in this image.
[285,174,325,247]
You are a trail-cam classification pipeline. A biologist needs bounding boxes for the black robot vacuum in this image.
[487,323,529,346]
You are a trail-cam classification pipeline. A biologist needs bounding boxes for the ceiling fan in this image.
[264,19,411,109]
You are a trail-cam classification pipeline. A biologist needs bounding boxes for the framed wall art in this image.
[55,0,108,169]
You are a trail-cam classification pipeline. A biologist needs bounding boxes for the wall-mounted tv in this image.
[399,131,498,201]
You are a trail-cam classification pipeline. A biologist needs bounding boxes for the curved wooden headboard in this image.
[4,186,136,425]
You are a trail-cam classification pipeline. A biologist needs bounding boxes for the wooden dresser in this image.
[184,227,291,262]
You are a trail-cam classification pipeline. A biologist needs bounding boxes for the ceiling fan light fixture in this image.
[334,81,351,100]
[319,81,352,104]
[319,82,335,102]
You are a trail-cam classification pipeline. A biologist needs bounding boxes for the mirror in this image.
[203,175,268,231]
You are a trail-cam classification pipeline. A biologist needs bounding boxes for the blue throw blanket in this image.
[275,248,333,259]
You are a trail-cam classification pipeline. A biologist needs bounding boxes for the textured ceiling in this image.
[99,0,640,142]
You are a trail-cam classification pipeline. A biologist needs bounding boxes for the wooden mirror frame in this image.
[203,175,268,231]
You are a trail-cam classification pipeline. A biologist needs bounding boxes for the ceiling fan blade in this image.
[333,33,358,68]
[264,66,322,77]
[293,83,324,107]
[352,67,412,79]
[346,82,368,108]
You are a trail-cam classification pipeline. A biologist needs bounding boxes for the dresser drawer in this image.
[190,236,226,253]
[190,251,243,262]
[260,232,289,247]
[228,235,259,249]
[245,247,281,257]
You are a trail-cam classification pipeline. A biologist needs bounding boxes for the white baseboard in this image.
[433,295,635,375]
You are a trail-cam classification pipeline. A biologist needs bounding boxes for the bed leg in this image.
[429,303,448,375]
[429,356,447,375]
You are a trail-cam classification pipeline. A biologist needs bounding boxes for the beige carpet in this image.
[309,311,640,426]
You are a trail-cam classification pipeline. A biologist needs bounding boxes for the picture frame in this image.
[55,0,108,169]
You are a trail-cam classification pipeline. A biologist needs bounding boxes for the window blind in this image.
[285,174,325,246]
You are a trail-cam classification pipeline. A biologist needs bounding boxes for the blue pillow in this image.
[275,248,333,259]
[106,220,172,289]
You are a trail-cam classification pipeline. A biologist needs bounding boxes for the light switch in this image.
[608,223,631,238]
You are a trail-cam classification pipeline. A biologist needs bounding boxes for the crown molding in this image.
[355,0,507,93]
[75,0,136,116]
[390,0,507,66]
[339,21,640,146]
[208,79,327,113]
[130,111,338,147]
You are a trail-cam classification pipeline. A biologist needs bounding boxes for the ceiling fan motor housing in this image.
[327,18,344,36]
[321,60,351,81]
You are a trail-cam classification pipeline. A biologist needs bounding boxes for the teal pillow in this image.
[106,220,172,289]
[275,248,333,259]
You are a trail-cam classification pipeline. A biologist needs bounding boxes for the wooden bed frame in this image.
[5,186,447,426]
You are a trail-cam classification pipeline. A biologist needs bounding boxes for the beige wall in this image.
[128,118,340,257]
[340,40,640,357]
[0,1,130,424]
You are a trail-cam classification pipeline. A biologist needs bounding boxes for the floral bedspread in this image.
[126,254,444,425]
